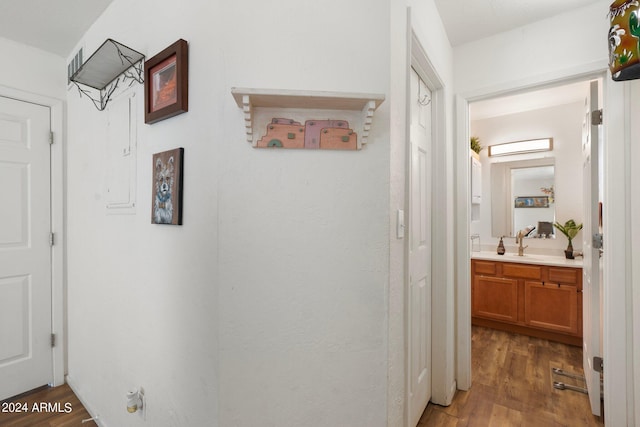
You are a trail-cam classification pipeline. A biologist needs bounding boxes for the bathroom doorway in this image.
[463,76,604,418]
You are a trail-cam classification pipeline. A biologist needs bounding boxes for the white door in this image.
[582,80,602,416]
[0,96,52,400]
[407,68,432,427]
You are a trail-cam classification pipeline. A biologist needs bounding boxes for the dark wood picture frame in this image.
[152,148,184,225]
[144,39,188,124]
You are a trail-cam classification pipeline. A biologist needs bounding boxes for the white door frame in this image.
[0,84,65,388]
[454,66,633,426]
[408,28,455,411]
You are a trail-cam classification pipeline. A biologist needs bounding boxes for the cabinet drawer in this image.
[502,263,542,280]
[548,267,580,284]
[474,261,497,275]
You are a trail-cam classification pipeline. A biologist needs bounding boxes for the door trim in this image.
[407,27,454,413]
[454,67,632,426]
[0,85,65,388]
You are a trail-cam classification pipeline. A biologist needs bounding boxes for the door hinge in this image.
[51,333,56,348]
[593,233,603,250]
[49,132,54,145]
[591,109,603,126]
[49,232,55,246]
[593,356,603,373]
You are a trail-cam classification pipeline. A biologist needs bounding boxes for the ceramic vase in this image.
[609,0,640,81]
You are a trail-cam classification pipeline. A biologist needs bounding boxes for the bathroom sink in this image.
[501,253,547,260]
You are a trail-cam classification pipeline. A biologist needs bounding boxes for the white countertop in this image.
[471,251,583,268]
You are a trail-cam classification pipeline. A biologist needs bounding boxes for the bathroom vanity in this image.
[471,252,583,346]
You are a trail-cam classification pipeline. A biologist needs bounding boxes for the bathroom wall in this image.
[470,101,585,254]
[64,0,391,426]
[456,0,609,256]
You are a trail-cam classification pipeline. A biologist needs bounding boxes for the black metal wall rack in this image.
[70,39,145,111]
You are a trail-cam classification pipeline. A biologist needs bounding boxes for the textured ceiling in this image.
[0,0,113,57]
[434,0,604,46]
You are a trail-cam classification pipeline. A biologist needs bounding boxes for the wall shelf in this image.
[70,39,145,111]
[231,87,385,149]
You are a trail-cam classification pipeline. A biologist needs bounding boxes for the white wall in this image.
[454,1,609,95]
[65,0,391,426]
[217,0,390,426]
[0,37,66,99]
[65,3,222,426]
[470,102,585,254]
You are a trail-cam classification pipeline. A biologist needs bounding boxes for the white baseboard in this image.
[65,375,104,427]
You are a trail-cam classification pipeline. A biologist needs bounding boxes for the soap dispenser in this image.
[497,237,506,255]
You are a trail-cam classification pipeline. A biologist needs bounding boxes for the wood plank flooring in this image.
[0,328,602,427]
[0,384,97,427]
[418,326,604,427]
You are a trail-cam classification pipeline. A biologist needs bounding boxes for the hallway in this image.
[418,326,603,426]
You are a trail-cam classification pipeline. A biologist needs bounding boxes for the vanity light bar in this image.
[488,138,553,157]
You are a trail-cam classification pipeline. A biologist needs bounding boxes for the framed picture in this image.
[152,148,184,225]
[144,39,188,124]
[514,196,549,208]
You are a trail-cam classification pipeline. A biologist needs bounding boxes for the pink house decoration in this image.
[231,87,385,151]
[256,118,357,150]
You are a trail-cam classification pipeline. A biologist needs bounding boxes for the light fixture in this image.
[608,0,640,81]
[488,138,553,157]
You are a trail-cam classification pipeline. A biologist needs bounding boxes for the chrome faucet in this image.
[516,231,528,256]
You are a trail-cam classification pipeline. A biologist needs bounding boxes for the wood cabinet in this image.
[472,259,582,346]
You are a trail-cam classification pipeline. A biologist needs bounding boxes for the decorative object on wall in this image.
[70,39,145,111]
[514,196,549,208]
[256,118,357,150]
[540,185,555,203]
[554,219,583,259]
[151,148,184,225]
[144,39,189,124]
[608,0,640,81]
[488,138,553,157]
[230,87,385,150]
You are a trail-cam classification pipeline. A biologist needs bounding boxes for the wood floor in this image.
[0,384,97,427]
[0,328,601,427]
[418,326,604,427]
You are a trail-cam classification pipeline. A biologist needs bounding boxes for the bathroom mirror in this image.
[491,158,555,238]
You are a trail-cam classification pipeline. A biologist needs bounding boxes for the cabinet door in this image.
[472,276,518,322]
[524,281,578,334]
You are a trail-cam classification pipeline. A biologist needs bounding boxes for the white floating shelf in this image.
[231,87,385,149]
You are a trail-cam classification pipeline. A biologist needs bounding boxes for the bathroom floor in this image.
[418,326,604,426]
[0,383,96,426]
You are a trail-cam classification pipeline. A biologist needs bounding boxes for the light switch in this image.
[397,209,405,239]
